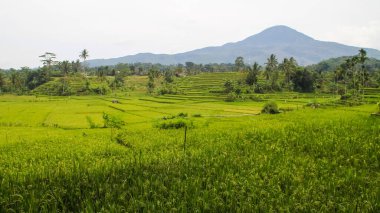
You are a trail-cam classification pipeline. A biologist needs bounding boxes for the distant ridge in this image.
[87,25,380,67]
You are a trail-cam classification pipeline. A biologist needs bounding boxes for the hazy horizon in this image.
[1,0,379,69]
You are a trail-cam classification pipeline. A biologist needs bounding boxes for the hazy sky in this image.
[1,0,379,69]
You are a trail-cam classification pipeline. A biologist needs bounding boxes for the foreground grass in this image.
[0,101,379,211]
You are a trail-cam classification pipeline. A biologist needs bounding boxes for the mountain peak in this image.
[242,25,314,44]
[262,25,298,32]
[87,25,380,67]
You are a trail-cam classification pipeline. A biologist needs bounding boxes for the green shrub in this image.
[177,112,188,118]
[155,118,192,129]
[254,83,265,94]
[225,92,237,102]
[114,131,132,148]
[156,112,192,129]
[224,80,234,93]
[103,113,125,129]
[234,87,242,95]
[340,93,352,100]
[91,83,110,95]
[162,115,176,120]
[162,112,188,120]
[261,101,280,114]
[192,113,202,117]
[339,92,363,106]
[157,84,179,95]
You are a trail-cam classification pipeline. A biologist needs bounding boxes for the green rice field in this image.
[0,72,379,212]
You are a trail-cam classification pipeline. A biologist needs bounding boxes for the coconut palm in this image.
[79,49,89,76]
[59,60,71,77]
[358,49,368,91]
[246,62,261,85]
[280,58,293,84]
[265,54,279,89]
[264,54,278,80]
[0,71,5,92]
[80,49,89,62]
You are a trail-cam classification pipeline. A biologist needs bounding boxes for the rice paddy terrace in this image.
[0,72,379,212]
[142,72,342,106]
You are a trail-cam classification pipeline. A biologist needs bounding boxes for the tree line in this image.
[0,49,379,97]
[144,49,380,100]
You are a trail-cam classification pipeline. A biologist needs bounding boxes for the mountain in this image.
[87,25,380,67]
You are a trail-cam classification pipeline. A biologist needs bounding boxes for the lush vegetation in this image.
[0,93,379,212]
[1,49,380,98]
[0,50,379,211]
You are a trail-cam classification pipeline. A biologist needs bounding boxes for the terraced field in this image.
[0,72,379,212]
[141,72,341,109]
[363,88,380,102]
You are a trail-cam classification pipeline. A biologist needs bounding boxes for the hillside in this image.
[307,57,380,73]
[87,25,380,67]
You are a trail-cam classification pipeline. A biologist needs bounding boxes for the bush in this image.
[177,112,188,118]
[225,92,237,102]
[156,112,192,129]
[155,118,192,129]
[339,92,363,106]
[234,87,242,95]
[254,83,265,94]
[91,83,110,95]
[162,112,187,120]
[103,113,125,129]
[340,93,352,100]
[115,131,132,148]
[192,113,202,117]
[261,101,280,114]
[162,115,176,120]
[157,84,179,95]
[224,80,234,93]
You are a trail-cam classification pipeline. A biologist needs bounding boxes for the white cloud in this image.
[0,0,379,68]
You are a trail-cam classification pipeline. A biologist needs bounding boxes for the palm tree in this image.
[59,61,71,77]
[246,62,261,85]
[80,49,89,61]
[71,59,81,73]
[234,56,245,72]
[358,49,367,65]
[0,71,5,93]
[280,58,292,85]
[10,71,22,92]
[289,57,298,67]
[252,62,261,74]
[265,54,279,89]
[264,54,278,80]
[358,49,368,94]
[352,56,359,91]
[343,57,358,94]
[79,49,89,76]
